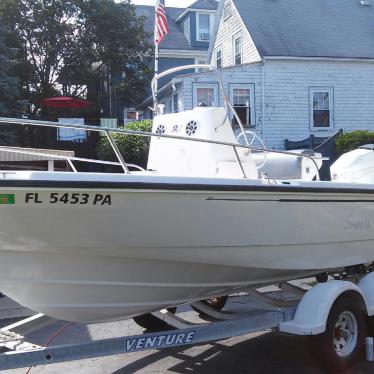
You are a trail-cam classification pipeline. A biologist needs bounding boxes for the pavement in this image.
[1,291,374,374]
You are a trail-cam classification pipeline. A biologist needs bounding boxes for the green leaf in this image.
[97,120,152,169]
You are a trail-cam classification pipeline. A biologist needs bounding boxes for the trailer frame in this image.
[1,273,374,371]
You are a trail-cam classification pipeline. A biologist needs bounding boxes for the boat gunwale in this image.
[1,179,374,195]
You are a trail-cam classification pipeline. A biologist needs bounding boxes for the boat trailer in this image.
[1,273,374,372]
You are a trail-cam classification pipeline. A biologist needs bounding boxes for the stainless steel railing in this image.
[0,117,320,180]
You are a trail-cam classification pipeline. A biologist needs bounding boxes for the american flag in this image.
[154,0,169,45]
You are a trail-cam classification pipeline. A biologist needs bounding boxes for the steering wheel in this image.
[236,130,267,169]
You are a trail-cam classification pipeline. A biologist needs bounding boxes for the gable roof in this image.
[136,2,218,51]
[188,0,219,10]
[136,5,192,50]
[175,0,218,22]
[232,0,374,59]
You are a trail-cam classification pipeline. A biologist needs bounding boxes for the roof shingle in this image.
[188,0,219,10]
[136,5,192,50]
[233,0,374,59]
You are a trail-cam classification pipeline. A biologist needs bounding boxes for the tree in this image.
[77,0,153,107]
[0,21,24,116]
[0,20,26,145]
[0,0,152,115]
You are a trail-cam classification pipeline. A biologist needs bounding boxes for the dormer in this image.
[175,0,218,48]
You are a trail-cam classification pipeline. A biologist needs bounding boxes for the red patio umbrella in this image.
[40,96,93,109]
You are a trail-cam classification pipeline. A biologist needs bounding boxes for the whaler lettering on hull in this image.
[125,331,195,352]
[344,214,372,231]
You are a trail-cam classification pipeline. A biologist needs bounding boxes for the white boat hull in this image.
[0,173,374,322]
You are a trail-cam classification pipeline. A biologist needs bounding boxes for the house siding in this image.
[166,58,374,150]
[211,0,261,67]
[263,59,374,149]
[158,57,196,88]
[176,63,263,125]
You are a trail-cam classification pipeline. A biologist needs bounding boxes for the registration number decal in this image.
[25,192,112,206]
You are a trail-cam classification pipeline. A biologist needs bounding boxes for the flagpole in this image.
[154,1,159,114]
[154,42,159,113]
[154,0,168,115]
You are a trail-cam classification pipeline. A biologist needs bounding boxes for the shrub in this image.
[335,130,374,155]
[97,120,152,169]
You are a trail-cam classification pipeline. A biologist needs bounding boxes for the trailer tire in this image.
[366,315,374,337]
[192,295,228,320]
[133,307,177,331]
[309,294,366,373]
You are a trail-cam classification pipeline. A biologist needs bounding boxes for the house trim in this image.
[208,0,224,59]
[263,56,374,63]
[175,8,216,23]
[159,49,208,59]
[261,62,266,143]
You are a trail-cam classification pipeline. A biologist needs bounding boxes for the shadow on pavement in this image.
[113,331,374,374]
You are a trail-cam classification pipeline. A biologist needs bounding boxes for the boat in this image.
[0,66,373,323]
[331,144,374,183]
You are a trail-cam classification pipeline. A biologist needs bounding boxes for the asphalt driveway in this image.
[1,294,374,374]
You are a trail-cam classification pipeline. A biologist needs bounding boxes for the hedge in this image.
[335,130,374,156]
[97,120,153,169]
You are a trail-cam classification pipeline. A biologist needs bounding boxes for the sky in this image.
[130,0,196,7]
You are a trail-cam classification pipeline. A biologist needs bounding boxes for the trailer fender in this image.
[358,272,374,316]
[279,280,368,335]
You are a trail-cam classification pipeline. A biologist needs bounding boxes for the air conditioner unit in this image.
[200,33,210,41]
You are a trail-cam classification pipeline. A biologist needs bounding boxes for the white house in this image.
[158,0,374,150]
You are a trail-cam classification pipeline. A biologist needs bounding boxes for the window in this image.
[195,59,208,72]
[193,84,218,107]
[216,48,222,68]
[309,88,334,129]
[224,2,232,20]
[229,84,255,128]
[162,99,172,114]
[173,93,178,113]
[196,87,214,106]
[233,35,242,65]
[197,13,214,41]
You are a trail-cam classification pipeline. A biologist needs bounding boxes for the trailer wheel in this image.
[192,295,228,320]
[133,307,177,331]
[366,315,374,337]
[203,295,228,311]
[309,295,366,373]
